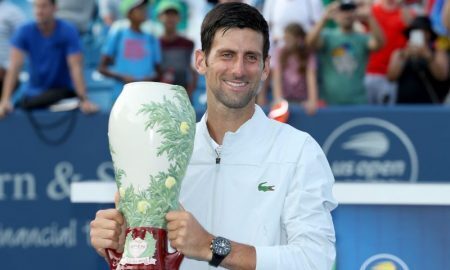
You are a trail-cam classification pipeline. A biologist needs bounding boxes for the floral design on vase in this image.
[111,85,196,228]
[107,83,195,269]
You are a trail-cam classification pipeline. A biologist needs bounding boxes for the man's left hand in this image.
[166,209,213,261]
[80,100,99,114]
[355,3,372,22]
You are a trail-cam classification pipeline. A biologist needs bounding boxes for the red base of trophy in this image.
[106,227,183,270]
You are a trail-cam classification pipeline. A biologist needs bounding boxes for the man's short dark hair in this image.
[200,2,270,61]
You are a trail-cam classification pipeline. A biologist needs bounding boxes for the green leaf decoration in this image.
[115,168,126,189]
[114,85,196,228]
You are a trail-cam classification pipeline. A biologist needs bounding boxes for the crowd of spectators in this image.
[0,0,450,118]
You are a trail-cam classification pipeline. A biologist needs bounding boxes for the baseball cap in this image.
[404,16,437,41]
[156,0,182,15]
[120,0,148,16]
[339,0,357,10]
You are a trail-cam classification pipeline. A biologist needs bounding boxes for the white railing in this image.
[71,181,450,206]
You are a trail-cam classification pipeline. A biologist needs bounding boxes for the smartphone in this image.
[409,29,425,47]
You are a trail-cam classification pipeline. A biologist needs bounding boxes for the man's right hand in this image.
[324,2,340,21]
[90,208,126,258]
[0,100,13,119]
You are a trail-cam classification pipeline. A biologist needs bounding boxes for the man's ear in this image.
[261,55,271,82]
[194,49,207,75]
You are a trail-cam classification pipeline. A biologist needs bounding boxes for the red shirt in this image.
[366,3,408,75]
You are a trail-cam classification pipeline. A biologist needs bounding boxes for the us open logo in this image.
[360,253,409,270]
[323,118,418,182]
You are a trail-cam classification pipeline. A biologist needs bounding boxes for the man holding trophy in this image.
[90,2,337,270]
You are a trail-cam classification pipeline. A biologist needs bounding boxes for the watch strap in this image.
[209,253,226,267]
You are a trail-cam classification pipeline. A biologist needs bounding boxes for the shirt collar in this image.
[198,105,272,157]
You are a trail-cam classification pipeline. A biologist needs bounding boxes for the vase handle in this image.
[106,248,122,270]
[165,249,184,270]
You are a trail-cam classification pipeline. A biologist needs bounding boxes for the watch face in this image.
[212,237,231,256]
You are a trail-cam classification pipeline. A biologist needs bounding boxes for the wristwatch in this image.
[209,236,231,267]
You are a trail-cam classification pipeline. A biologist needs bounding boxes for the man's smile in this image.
[223,80,248,90]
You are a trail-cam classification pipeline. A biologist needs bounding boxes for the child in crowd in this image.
[272,23,319,115]
[98,0,162,103]
[157,0,197,98]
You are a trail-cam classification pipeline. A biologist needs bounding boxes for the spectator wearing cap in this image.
[306,0,384,105]
[98,0,162,104]
[0,0,98,118]
[387,16,449,104]
[157,0,197,98]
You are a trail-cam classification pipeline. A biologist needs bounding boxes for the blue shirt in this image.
[102,27,162,99]
[11,19,81,97]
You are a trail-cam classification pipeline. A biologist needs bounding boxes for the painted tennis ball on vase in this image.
[137,201,149,214]
[179,122,190,135]
[165,176,177,189]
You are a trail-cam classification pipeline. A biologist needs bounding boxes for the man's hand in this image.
[79,99,99,114]
[121,75,136,84]
[324,2,340,21]
[90,208,126,257]
[0,100,13,119]
[166,209,214,261]
[303,99,318,115]
[401,45,432,62]
[355,2,372,22]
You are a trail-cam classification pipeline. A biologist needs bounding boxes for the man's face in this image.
[128,5,147,24]
[195,28,270,110]
[159,9,180,31]
[33,0,56,24]
[337,9,356,30]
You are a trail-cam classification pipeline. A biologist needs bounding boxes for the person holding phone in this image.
[306,0,384,105]
[387,16,449,104]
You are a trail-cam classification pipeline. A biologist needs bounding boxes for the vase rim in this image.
[124,81,173,90]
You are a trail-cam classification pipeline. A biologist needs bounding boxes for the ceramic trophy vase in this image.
[107,82,196,270]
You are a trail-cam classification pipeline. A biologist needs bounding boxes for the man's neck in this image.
[130,23,142,32]
[38,20,56,36]
[206,102,255,145]
[162,29,178,41]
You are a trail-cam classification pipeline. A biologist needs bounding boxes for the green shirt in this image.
[319,28,369,105]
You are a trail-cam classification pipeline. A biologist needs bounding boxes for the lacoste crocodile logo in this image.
[258,182,275,192]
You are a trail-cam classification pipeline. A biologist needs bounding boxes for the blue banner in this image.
[334,205,450,270]
[287,105,450,183]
